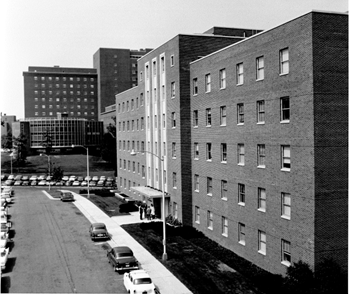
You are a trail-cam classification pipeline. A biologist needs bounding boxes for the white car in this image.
[38,180,46,186]
[1,186,14,196]
[0,232,9,249]
[0,247,9,270]
[0,193,11,204]
[69,176,77,182]
[29,175,38,181]
[123,270,157,294]
[72,181,80,186]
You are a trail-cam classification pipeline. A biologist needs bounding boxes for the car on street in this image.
[72,181,80,186]
[85,176,92,182]
[1,186,14,196]
[105,181,113,187]
[97,181,105,187]
[77,176,84,182]
[14,180,22,186]
[1,175,7,181]
[38,180,46,186]
[123,270,157,294]
[0,247,9,270]
[69,176,77,182]
[5,180,13,186]
[89,181,97,187]
[60,192,75,202]
[80,181,88,186]
[38,175,46,181]
[107,246,139,272]
[1,193,12,204]
[30,181,38,186]
[7,175,15,180]
[21,175,29,181]
[89,223,109,241]
[46,176,52,181]
[15,175,22,181]
[62,176,69,182]
[92,176,99,182]
[29,175,38,181]
[0,232,9,249]
[22,180,30,186]
[55,181,64,186]
[0,219,11,234]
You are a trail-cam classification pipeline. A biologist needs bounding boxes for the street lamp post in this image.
[40,153,51,191]
[10,153,13,175]
[72,145,90,198]
[130,149,167,261]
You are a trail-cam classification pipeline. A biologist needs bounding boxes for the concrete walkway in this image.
[43,190,192,294]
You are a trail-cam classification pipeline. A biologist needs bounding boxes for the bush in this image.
[79,188,114,196]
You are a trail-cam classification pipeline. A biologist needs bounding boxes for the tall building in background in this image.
[93,48,152,119]
[23,66,98,121]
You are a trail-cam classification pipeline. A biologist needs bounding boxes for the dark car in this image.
[107,246,139,272]
[60,192,75,202]
[89,223,109,241]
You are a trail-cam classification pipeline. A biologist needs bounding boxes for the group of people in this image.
[139,202,155,220]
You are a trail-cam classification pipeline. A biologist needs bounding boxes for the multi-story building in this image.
[93,48,152,119]
[23,66,98,120]
[116,28,261,221]
[114,10,348,276]
[1,114,16,137]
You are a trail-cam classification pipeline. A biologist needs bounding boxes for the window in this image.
[173,172,177,188]
[258,231,266,255]
[256,56,264,80]
[237,144,245,165]
[237,103,244,124]
[221,180,227,200]
[238,183,245,205]
[206,143,212,161]
[140,93,144,106]
[280,97,290,122]
[219,68,226,89]
[194,143,199,160]
[194,174,199,191]
[238,223,245,245]
[170,55,174,67]
[220,106,227,126]
[172,142,176,158]
[281,240,291,266]
[257,144,266,167]
[171,112,176,128]
[193,78,198,95]
[221,143,227,162]
[258,188,266,212]
[236,63,244,85]
[281,193,291,219]
[205,74,211,92]
[206,108,212,126]
[195,206,200,224]
[193,110,198,127]
[207,211,213,230]
[281,145,291,170]
[171,82,175,98]
[142,165,145,178]
[207,177,212,195]
[280,48,289,75]
[257,100,265,123]
[222,217,228,237]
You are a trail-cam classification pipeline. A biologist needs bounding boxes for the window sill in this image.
[256,78,264,82]
[279,72,289,77]
[222,233,228,238]
[193,126,198,128]
[281,261,291,267]
[258,208,266,213]
[220,124,227,127]
[206,125,211,128]
[258,250,266,256]
[194,158,199,161]
[207,194,212,197]
[195,220,200,224]
[208,227,213,231]
[206,159,212,162]
[281,215,291,220]
[281,168,290,172]
[237,123,244,126]
[194,189,199,193]
[236,83,243,86]
[238,163,245,166]
[221,161,227,164]
[238,202,245,207]
[280,120,290,124]
[220,87,226,90]
[238,241,245,246]
[257,165,265,169]
[257,122,265,125]
[221,197,227,201]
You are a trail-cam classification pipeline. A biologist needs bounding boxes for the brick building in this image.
[190,11,347,275]
[23,66,98,120]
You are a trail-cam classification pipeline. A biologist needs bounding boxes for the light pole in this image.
[130,149,167,261]
[72,145,90,198]
[40,153,51,191]
[9,152,13,175]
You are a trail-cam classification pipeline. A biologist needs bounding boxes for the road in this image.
[1,187,126,293]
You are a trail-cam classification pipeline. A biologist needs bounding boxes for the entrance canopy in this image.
[130,186,170,199]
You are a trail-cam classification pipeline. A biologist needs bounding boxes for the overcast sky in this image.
[0,0,347,119]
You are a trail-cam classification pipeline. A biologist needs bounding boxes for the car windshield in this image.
[134,278,152,285]
[94,225,105,230]
[1,251,6,257]
[117,252,132,258]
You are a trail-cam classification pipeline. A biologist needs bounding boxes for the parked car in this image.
[1,175,7,181]
[77,176,84,182]
[38,175,46,181]
[62,176,69,182]
[0,232,9,249]
[55,181,64,186]
[107,246,139,272]
[85,176,92,182]
[99,176,106,181]
[21,175,29,181]
[89,223,109,241]
[105,181,113,187]
[0,247,9,270]
[69,176,76,182]
[64,181,71,186]
[92,176,99,181]
[72,181,80,186]
[123,270,156,294]
[22,181,30,186]
[14,180,22,186]
[107,177,114,182]
[0,219,11,234]
[30,181,37,186]
[89,181,97,187]
[29,175,38,181]
[46,176,52,181]
[1,186,14,197]
[49,181,56,186]
[60,192,75,202]
[7,175,14,180]
[80,181,88,187]
[97,181,105,187]
[4,180,13,186]
[38,180,46,186]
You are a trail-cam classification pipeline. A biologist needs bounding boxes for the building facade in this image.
[93,48,152,119]
[1,114,16,137]
[23,66,98,120]
[190,11,347,275]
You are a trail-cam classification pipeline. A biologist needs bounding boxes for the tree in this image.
[41,129,53,155]
[1,132,12,150]
[12,133,28,166]
[283,260,315,293]
[100,116,116,169]
[52,166,64,182]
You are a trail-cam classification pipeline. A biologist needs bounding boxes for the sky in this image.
[0,0,347,119]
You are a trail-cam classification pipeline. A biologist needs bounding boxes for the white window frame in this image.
[222,216,228,237]
[281,193,291,220]
[256,56,265,80]
[219,68,226,89]
[206,108,212,127]
[221,180,227,200]
[280,48,289,75]
[258,230,266,255]
[238,183,245,205]
[257,100,265,124]
[258,188,266,212]
[238,144,245,166]
[281,239,291,266]
[194,174,199,192]
[193,110,198,127]
[194,143,199,160]
[172,142,177,158]
[205,74,211,92]
[280,97,290,123]
[238,223,245,245]
[207,211,213,230]
[206,143,212,161]
[193,78,198,95]
[281,145,291,171]
[236,63,244,85]
[237,103,244,124]
[221,143,227,163]
[257,144,266,168]
[220,106,227,126]
[207,177,212,196]
[195,206,200,224]
[171,82,175,98]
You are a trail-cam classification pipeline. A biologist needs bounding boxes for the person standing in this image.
[146,206,151,220]
[150,204,155,219]
[139,205,144,220]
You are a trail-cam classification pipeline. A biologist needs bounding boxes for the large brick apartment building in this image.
[114,11,347,275]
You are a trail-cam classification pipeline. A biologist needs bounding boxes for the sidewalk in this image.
[50,190,192,294]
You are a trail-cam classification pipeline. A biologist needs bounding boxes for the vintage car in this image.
[107,246,139,272]
[60,192,75,202]
[123,270,157,294]
[0,247,9,270]
[0,232,9,249]
[89,223,109,241]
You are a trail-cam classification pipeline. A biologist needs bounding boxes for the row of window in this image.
[34,83,95,89]
[194,207,292,265]
[118,118,145,132]
[118,94,145,113]
[34,104,94,109]
[34,111,94,116]
[34,76,95,82]
[33,90,95,96]
[193,97,290,127]
[192,48,289,95]
[34,97,95,103]
[194,143,291,170]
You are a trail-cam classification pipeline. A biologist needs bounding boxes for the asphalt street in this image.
[1,187,126,293]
